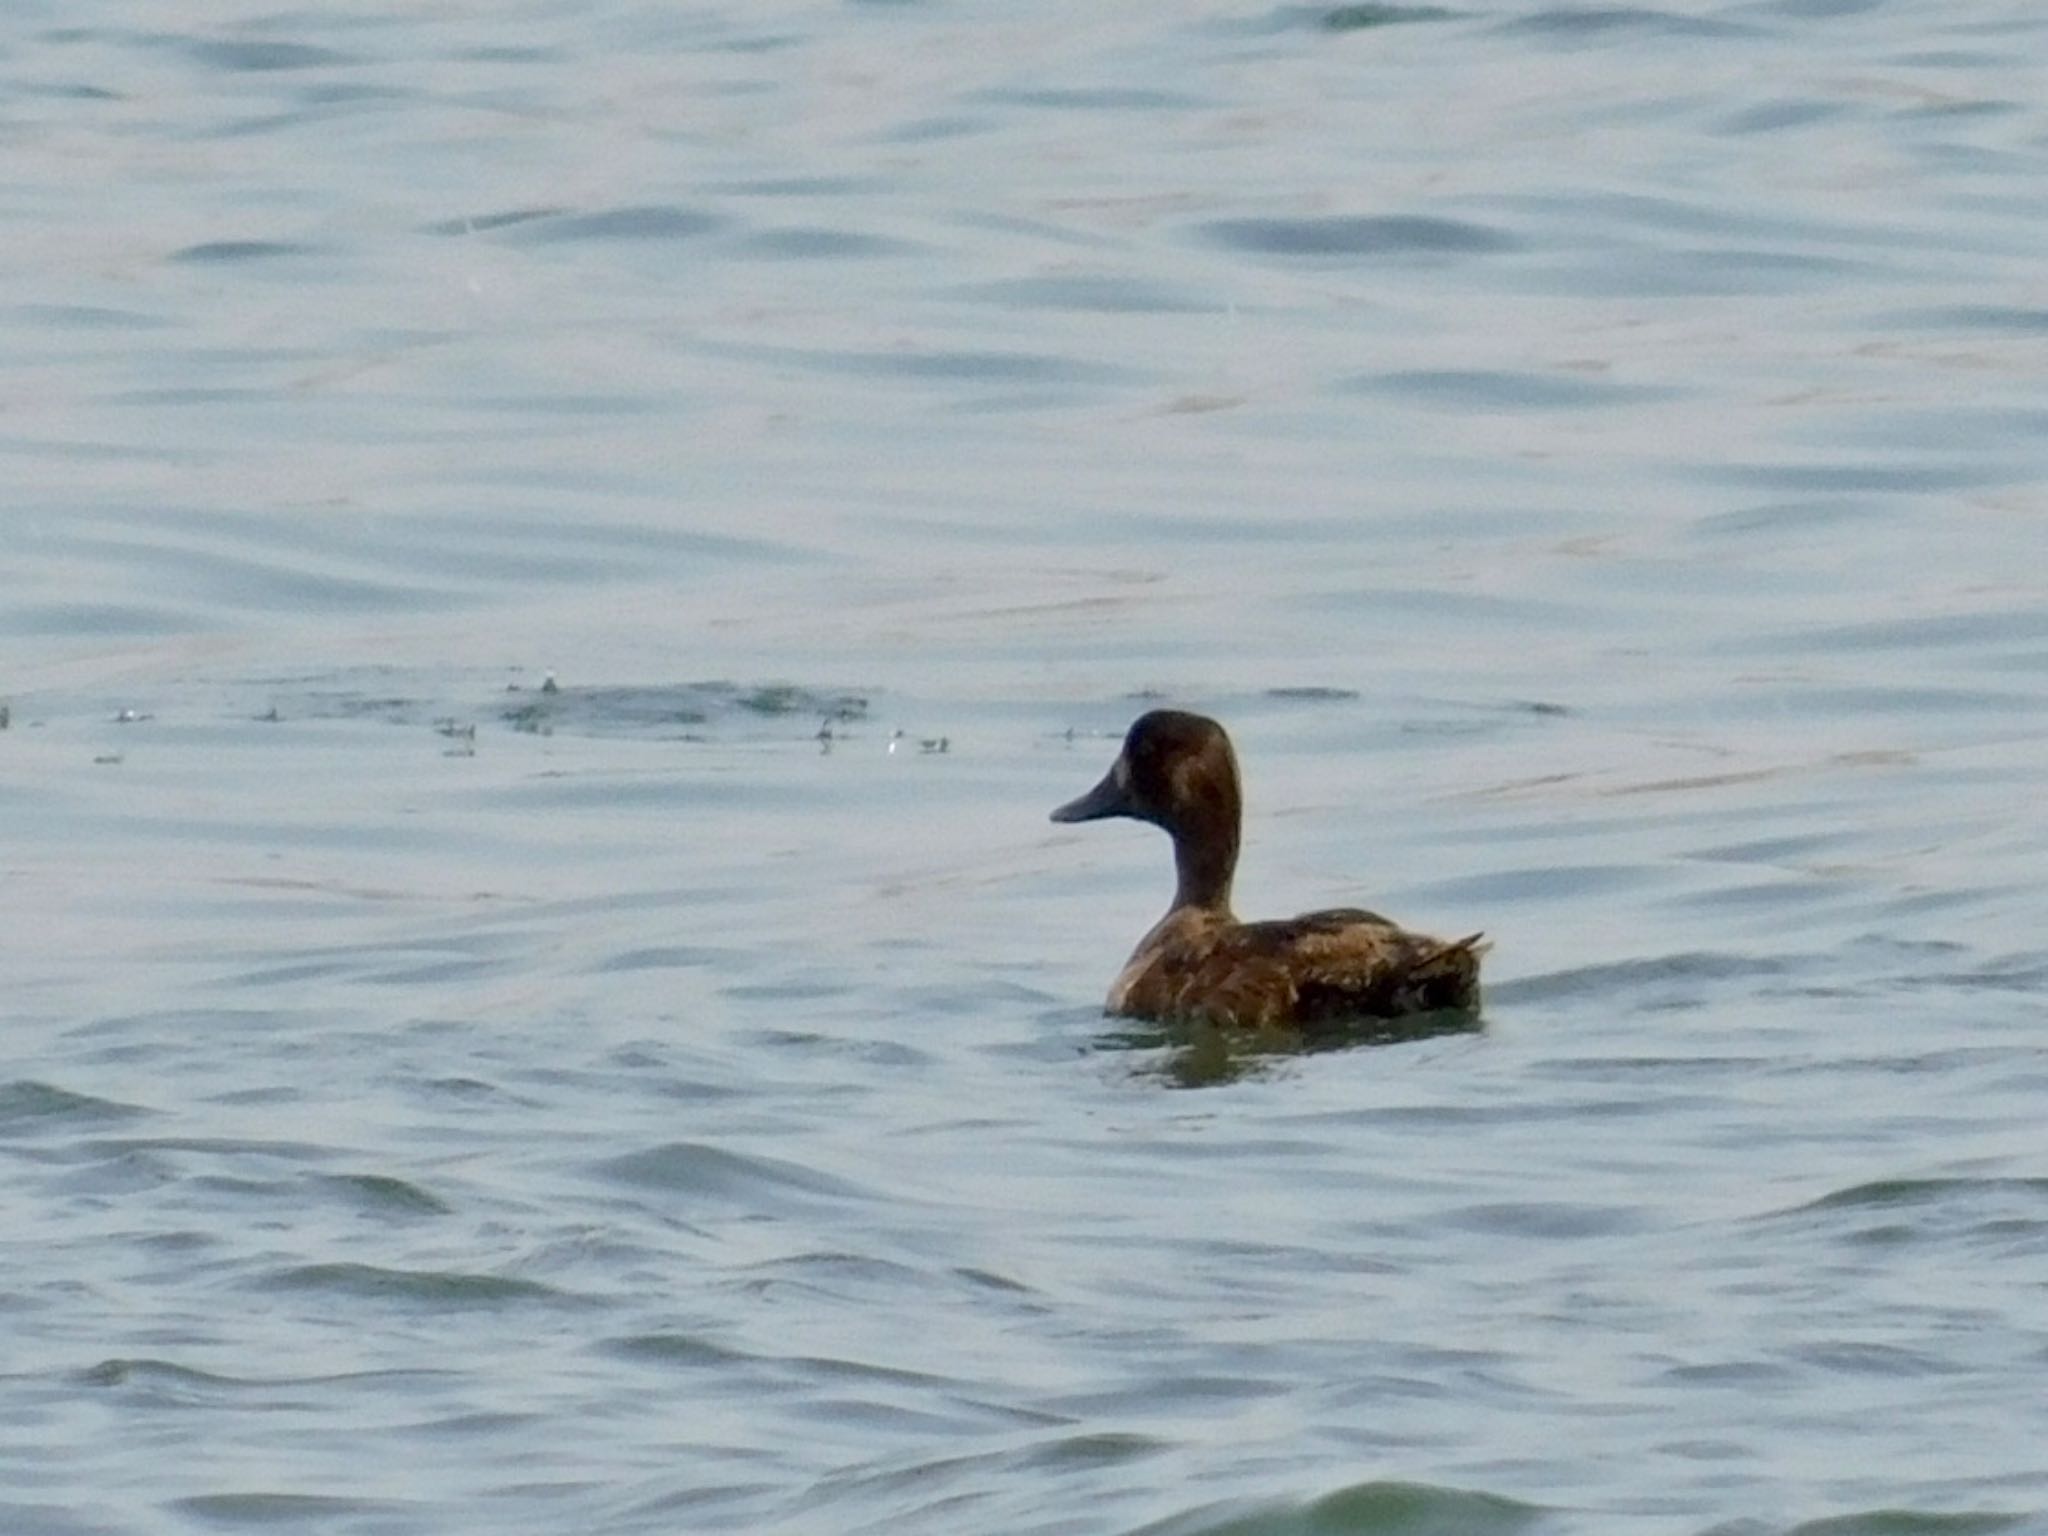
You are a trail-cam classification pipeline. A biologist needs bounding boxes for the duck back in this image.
[1110,907,1484,1032]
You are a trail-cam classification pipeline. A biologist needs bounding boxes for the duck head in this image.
[1051,709,1242,913]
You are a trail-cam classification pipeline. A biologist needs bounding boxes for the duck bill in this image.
[1050,767,1131,824]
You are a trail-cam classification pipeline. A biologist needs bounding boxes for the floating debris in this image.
[734,682,864,719]
[93,753,123,766]
[505,705,554,736]
[232,668,879,745]
[0,703,9,730]
[434,720,477,758]
[293,693,417,724]
[113,708,152,724]
[503,681,865,740]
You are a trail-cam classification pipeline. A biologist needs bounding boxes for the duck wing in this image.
[1240,912,1483,1023]
[1121,909,1483,1030]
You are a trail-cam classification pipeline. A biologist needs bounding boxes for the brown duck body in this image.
[1054,711,1483,1032]
[1109,905,1482,1032]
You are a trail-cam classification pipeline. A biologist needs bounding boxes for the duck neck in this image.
[1170,823,1237,916]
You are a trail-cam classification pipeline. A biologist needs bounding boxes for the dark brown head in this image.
[1050,710,1242,912]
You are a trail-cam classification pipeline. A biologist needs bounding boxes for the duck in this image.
[1051,710,1484,1031]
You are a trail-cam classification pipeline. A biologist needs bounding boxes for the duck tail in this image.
[1424,932,1488,965]
[1409,932,1486,1010]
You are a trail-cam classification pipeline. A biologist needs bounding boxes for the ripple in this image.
[81,1357,252,1392]
[784,1347,961,1390]
[1495,6,1753,40]
[740,227,912,260]
[1784,1513,2032,1536]
[0,601,207,638]
[1403,860,1659,905]
[715,175,896,197]
[953,274,1217,314]
[1751,0,1886,16]
[512,205,722,244]
[1495,951,1798,1005]
[973,86,1204,111]
[1792,1341,1959,1378]
[1696,458,2008,495]
[419,205,567,236]
[1130,1479,1549,1536]
[0,1503,134,1536]
[14,0,2048,1526]
[593,1141,873,1204]
[1263,685,1360,701]
[705,340,1145,387]
[1015,1430,1170,1470]
[1732,606,2048,657]
[171,1493,409,1526]
[1201,214,1518,259]
[181,40,359,72]
[0,1081,149,1132]
[167,240,312,264]
[1886,304,2048,334]
[1718,98,1846,134]
[257,1263,576,1307]
[1344,368,1679,411]
[9,302,171,331]
[1309,4,1461,30]
[315,1172,452,1217]
[83,1134,335,1164]
[1659,1358,1798,1388]
[1444,1199,1648,1238]
[602,1332,755,1369]
[1787,1177,2048,1215]
[596,945,734,973]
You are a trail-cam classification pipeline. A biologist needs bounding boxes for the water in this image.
[6,2,2048,1531]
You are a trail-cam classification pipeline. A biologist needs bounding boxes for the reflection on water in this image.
[9,0,2048,1532]
[1096,1009,1486,1089]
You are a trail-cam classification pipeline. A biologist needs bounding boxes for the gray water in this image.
[7,2,2048,1532]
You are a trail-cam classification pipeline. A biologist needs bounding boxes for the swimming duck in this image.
[1052,710,1483,1030]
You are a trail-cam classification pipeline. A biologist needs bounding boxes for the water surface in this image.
[7,2,2048,1533]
